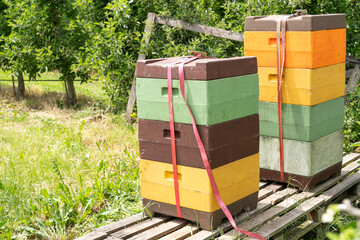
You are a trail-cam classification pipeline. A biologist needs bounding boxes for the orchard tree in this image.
[0,0,102,103]
[0,0,43,97]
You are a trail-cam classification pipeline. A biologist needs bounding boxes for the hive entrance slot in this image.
[268,38,282,46]
[163,129,181,140]
[165,171,182,181]
[161,87,179,96]
[268,74,284,83]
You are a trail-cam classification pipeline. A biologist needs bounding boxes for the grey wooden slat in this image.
[319,172,360,204]
[258,183,285,201]
[76,231,108,240]
[186,188,297,240]
[191,155,360,240]
[158,224,200,240]
[125,12,156,122]
[95,213,147,234]
[104,236,122,240]
[243,197,325,239]
[127,219,188,240]
[154,14,244,42]
[284,220,321,240]
[259,181,269,190]
[342,153,360,166]
[345,64,360,94]
[219,191,312,239]
[82,154,360,240]
[110,216,172,239]
[242,171,360,239]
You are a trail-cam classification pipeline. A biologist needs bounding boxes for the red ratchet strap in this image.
[276,17,287,182]
[167,55,201,218]
[167,55,265,240]
[276,11,304,182]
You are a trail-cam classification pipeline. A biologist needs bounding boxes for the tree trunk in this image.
[17,73,25,98]
[66,79,77,105]
[12,75,16,96]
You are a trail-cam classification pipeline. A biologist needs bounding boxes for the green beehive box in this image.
[259,97,344,142]
[259,130,343,190]
[136,57,259,125]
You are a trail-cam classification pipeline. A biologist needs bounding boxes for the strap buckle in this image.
[293,9,307,16]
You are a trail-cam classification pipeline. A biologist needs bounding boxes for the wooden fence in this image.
[125,12,360,121]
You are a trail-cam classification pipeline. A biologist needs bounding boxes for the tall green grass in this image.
[0,79,141,239]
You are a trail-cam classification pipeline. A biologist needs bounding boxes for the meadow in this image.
[0,77,141,239]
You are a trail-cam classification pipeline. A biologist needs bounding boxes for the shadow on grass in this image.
[0,84,99,110]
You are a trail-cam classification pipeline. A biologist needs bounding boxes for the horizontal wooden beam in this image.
[154,14,244,42]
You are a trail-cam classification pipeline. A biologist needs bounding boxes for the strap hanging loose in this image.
[167,55,265,240]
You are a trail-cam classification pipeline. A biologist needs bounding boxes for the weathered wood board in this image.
[77,153,360,240]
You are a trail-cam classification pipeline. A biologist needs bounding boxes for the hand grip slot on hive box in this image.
[164,171,182,181]
[268,74,284,83]
[268,38,280,46]
[163,129,181,140]
[161,87,179,97]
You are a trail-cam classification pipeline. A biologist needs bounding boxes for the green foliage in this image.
[0,0,359,109]
[344,88,360,152]
[323,204,360,240]
[85,0,360,111]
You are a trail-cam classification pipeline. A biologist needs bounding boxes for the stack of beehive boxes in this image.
[136,56,260,229]
[244,14,346,190]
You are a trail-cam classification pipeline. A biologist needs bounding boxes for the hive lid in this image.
[245,13,346,31]
[135,56,257,80]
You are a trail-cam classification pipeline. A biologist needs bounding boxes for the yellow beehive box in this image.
[140,154,259,213]
[258,63,345,105]
[244,29,346,69]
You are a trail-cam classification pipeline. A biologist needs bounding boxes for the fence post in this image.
[125,13,156,123]
[345,64,360,105]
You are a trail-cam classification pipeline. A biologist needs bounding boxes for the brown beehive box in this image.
[139,114,259,169]
[136,56,257,80]
[245,13,345,31]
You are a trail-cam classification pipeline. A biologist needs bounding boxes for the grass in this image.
[0,78,141,239]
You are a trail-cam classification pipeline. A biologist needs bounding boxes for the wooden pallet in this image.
[77,153,360,240]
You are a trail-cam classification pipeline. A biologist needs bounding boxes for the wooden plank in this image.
[76,231,108,240]
[110,216,172,239]
[186,188,297,240]
[259,180,270,190]
[219,192,312,239]
[76,213,147,240]
[127,219,188,240]
[82,153,360,240]
[241,171,360,240]
[243,197,325,239]
[158,224,199,240]
[154,14,244,42]
[218,158,360,240]
[346,69,354,78]
[95,213,147,234]
[104,236,122,240]
[342,153,360,166]
[279,220,321,240]
[125,12,156,122]
[258,183,285,201]
[319,172,360,204]
[345,64,360,104]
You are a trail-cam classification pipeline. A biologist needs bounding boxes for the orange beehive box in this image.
[244,14,346,69]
